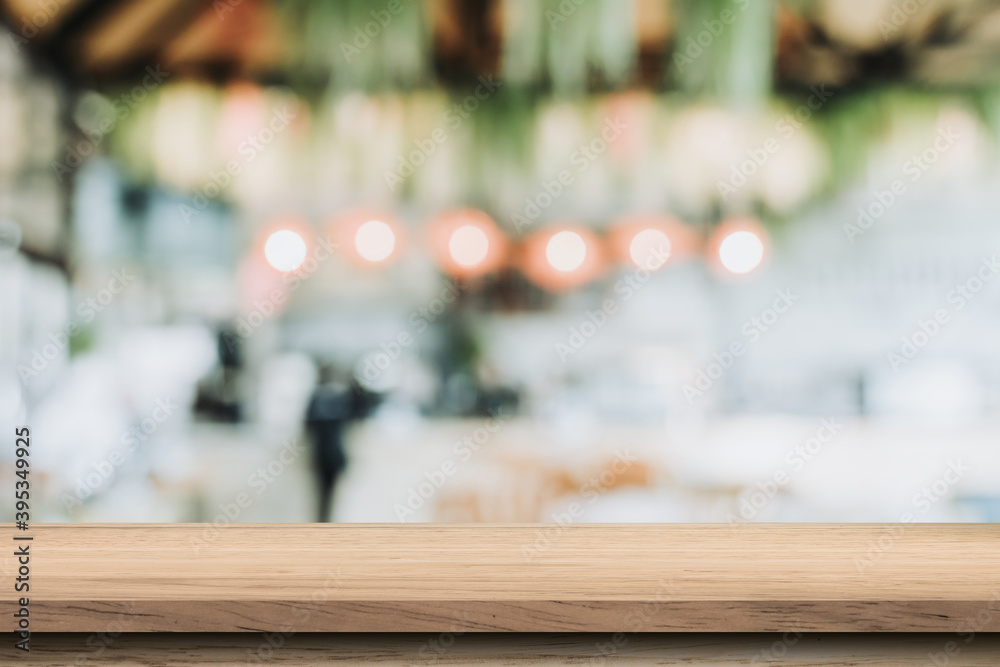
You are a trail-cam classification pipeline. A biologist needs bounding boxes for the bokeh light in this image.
[449,225,490,268]
[355,220,396,263]
[545,231,588,272]
[430,209,506,278]
[522,226,604,291]
[609,216,698,271]
[718,230,764,274]
[628,229,672,270]
[263,229,307,272]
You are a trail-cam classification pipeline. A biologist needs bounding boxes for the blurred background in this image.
[1,0,1000,526]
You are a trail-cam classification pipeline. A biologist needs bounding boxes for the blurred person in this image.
[193,329,245,423]
[305,363,380,522]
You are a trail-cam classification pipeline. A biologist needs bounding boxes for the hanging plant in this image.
[274,0,433,92]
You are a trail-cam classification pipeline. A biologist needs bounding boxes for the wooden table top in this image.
[5,523,1000,632]
[15,634,1000,665]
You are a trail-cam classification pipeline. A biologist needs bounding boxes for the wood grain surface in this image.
[3,524,999,633]
[11,633,1000,665]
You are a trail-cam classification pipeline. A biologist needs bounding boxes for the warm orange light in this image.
[449,225,490,267]
[263,229,307,272]
[546,231,588,272]
[256,217,313,275]
[708,218,769,276]
[355,219,396,263]
[244,217,312,313]
[629,229,671,269]
[719,231,763,273]
[609,216,699,271]
[430,209,506,277]
[521,226,604,291]
[333,211,402,267]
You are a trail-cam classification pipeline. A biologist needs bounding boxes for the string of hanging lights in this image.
[259,212,769,285]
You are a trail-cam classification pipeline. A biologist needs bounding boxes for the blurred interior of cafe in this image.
[1,0,999,526]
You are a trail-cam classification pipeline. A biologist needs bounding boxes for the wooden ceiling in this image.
[3,0,1000,90]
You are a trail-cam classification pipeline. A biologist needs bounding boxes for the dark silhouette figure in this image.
[193,329,245,423]
[305,368,381,522]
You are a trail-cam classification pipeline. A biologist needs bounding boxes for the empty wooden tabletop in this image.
[3,524,999,632]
